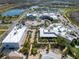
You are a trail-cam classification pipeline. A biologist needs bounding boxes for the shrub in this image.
[31,48,37,55]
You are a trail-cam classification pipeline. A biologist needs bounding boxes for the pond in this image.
[1,9,24,16]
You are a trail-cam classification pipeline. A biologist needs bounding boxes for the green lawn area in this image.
[0,31,5,36]
[75,48,79,59]
[0,25,9,36]
[64,8,79,27]
[0,26,8,29]
[38,38,48,42]
[72,48,79,59]
[63,8,79,14]
[65,14,79,26]
[76,48,79,54]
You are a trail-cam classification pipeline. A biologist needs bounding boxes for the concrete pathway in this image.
[28,29,36,59]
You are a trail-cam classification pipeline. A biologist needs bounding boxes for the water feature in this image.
[2,9,24,16]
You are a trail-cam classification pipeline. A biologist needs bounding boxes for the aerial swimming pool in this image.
[2,9,24,16]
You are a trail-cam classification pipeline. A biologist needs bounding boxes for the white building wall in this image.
[2,25,27,49]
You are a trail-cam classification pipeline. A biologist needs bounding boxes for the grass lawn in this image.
[0,26,8,36]
[0,31,5,36]
[75,48,79,59]
[63,8,79,14]
[64,8,79,27]
[72,48,79,59]
[38,38,48,42]
[0,26,8,29]
[0,4,16,13]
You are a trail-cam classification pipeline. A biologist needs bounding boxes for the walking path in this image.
[28,29,36,59]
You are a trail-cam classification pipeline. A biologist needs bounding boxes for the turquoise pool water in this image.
[2,9,24,16]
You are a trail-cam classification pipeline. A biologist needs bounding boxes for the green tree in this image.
[31,48,37,55]
[20,47,29,55]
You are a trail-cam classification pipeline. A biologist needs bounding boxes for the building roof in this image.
[65,34,77,41]
[26,12,58,20]
[39,28,57,37]
[9,51,23,57]
[40,13,58,20]
[2,25,26,43]
[39,23,74,39]
[39,23,77,41]
[30,6,39,9]
[49,13,58,20]
[8,51,25,59]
